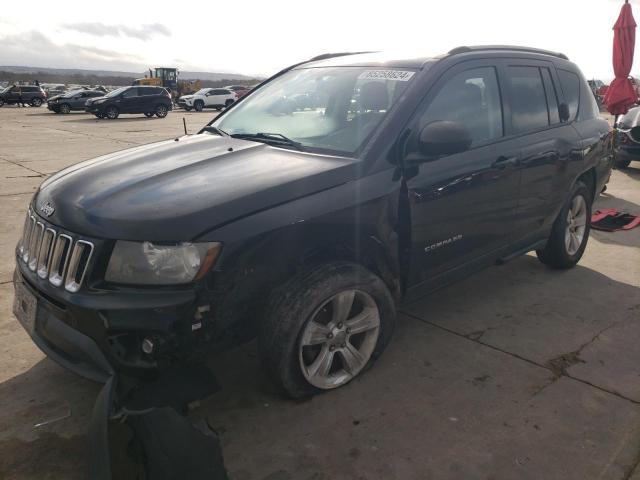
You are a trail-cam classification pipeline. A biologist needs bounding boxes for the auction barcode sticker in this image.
[358,70,415,81]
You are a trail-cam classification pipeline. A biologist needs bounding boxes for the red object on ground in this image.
[591,209,640,231]
[604,1,638,115]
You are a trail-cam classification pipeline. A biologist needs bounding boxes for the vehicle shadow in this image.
[1,258,639,479]
[617,163,640,180]
[0,359,99,480]
[62,117,164,124]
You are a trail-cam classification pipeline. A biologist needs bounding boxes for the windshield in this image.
[105,87,128,98]
[194,89,210,95]
[214,66,416,155]
[62,89,83,98]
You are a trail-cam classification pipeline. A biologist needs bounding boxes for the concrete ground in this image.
[0,105,639,480]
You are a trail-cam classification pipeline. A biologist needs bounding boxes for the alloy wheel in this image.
[298,290,380,389]
[565,195,587,256]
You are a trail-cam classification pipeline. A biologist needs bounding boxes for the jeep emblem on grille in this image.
[40,201,55,217]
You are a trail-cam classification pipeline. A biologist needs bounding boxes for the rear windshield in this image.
[214,66,417,155]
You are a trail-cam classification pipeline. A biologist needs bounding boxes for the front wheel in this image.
[144,112,155,118]
[31,98,43,107]
[259,262,396,398]
[59,103,71,114]
[194,100,204,112]
[105,106,119,119]
[155,104,168,118]
[537,180,592,269]
[224,99,234,108]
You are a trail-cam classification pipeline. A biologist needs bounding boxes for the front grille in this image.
[17,209,94,293]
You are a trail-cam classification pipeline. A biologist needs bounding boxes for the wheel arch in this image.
[205,206,402,345]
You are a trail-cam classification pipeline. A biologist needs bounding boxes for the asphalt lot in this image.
[0,105,639,480]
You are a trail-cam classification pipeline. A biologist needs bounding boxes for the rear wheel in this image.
[259,262,396,398]
[155,104,168,118]
[194,100,204,112]
[105,106,119,119]
[31,97,43,107]
[144,112,155,118]
[225,99,234,108]
[536,180,591,269]
[59,103,71,114]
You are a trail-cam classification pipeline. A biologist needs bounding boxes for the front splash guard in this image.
[86,363,228,480]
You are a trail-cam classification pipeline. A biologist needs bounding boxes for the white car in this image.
[178,88,236,111]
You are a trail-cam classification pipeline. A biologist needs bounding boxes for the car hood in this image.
[179,95,194,101]
[34,134,358,241]
[48,94,64,102]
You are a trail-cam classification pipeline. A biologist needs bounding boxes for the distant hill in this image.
[0,65,260,85]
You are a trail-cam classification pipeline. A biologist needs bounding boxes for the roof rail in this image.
[448,45,569,61]
[308,51,375,62]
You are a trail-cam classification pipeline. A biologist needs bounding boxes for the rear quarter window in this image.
[557,69,580,122]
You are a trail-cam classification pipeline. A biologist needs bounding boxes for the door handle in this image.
[492,156,519,169]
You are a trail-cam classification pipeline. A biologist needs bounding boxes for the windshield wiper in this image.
[202,125,229,137]
[230,132,304,151]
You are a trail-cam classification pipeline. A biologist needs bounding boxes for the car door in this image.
[119,87,140,112]
[206,89,222,107]
[72,92,87,109]
[502,62,582,242]
[403,61,522,289]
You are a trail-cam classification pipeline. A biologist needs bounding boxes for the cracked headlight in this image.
[105,241,221,285]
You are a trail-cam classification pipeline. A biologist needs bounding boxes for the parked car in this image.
[48,90,106,114]
[0,85,47,107]
[225,85,251,98]
[85,85,172,119]
[614,105,640,168]
[177,88,235,111]
[13,47,613,398]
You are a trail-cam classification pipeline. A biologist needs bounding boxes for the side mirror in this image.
[415,121,472,159]
[559,103,570,122]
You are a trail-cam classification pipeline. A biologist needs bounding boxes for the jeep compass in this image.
[13,47,613,397]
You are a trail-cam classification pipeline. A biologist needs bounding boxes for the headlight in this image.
[105,241,221,285]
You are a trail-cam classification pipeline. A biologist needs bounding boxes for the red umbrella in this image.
[604,0,637,116]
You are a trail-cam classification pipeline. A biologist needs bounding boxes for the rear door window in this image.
[506,66,549,134]
[557,69,580,122]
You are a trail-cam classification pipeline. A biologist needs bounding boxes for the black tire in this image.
[31,97,43,107]
[225,99,234,108]
[536,180,592,269]
[59,103,71,114]
[194,100,204,112]
[184,107,192,112]
[259,262,396,398]
[144,112,155,118]
[0,98,4,107]
[155,104,169,118]
[105,106,119,119]
[615,158,632,169]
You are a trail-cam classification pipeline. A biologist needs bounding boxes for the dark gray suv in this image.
[0,85,47,107]
[48,90,105,114]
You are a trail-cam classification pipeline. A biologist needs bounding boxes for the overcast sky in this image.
[0,0,637,79]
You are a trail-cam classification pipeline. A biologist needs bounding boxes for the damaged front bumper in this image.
[13,269,229,479]
[13,260,212,380]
